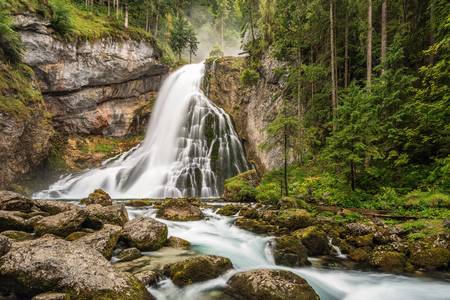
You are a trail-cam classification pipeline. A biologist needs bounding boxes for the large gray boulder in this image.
[121,217,167,251]
[84,204,129,229]
[80,189,113,207]
[32,200,78,215]
[34,209,87,237]
[0,191,33,211]
[164,255,233,286]
[0,235,153,299]
[227,269,319,300]
[76,224,122,259]
[156,199,203,221]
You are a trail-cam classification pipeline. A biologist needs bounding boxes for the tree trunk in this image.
[367,0,372,88]
[221,14,224,50]
[344,9,349,88]
[249,0,256,46]
[330,0,337,131]
[381,0,387,75]
[107,0,111,16]
[124,3,128,28]
[154,13,159,38]
[284,125,289,197]
[350,160,356,191]
[116,0,120,19]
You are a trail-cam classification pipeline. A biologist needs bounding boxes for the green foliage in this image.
[170,16,196,60]
[224,175,256,202]
[255,183,281,205]
[49,0,74,37]
[403,191,450,209]
[209,46,224,58]
[240,68,259,86]
[0,1,23,63]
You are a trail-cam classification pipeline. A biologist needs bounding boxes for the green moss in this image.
[404,191,450,209]
[223,171,259,202]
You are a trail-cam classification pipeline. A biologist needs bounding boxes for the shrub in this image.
[224,176,256,202]
[403,191,450,209]
[0,2,22,64]
[240,68,260,86]
[209,46,224,58]
[255,183,281,205]
[50,0,73,37]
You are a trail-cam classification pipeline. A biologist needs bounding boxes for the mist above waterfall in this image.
[35,63,248,199]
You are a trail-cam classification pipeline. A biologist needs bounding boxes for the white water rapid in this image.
[125,206,450,300]
[35,63,248,199]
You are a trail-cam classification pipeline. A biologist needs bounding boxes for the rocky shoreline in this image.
[0,189,448,299]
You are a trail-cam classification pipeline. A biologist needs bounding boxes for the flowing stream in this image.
[35,63,248,199]
[128,207,450,300]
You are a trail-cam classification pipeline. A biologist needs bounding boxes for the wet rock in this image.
[32,200,77,215]
[226,269,319,300]
[216,204,240,216]
[34,209,86,237]
[76,224,122,259]
[134,270,159,286]
[235,218,281,235]
[0,234,11,256]
[0,210,32,232]
[0,230,33,241]
[164,255,233,286]
[348,247,369,263]
[121,217,168,251]
[369,250,405,272]
[239,207,258,219]
[277,209,313,230]
[32,292,68,300]
[126,199,153,207]
[156,199,203,221]
[346,222,375,236]
[117,247,142,262]
[80,189,113,207]
[408,239,450,270]
[84,203,129,228]
[293,226,330,256]
[0,191,33,211]
[166,236,191,249]
[272,235,310,267]
[0,235,153,299]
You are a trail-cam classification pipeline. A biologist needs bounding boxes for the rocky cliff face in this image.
[14,14,168,137]
[204,57,284,172]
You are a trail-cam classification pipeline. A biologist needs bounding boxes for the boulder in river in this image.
[34,209,87,237]
[164,255,233,286]
[293,226,330,256]
[166,236,191,249]
[226,269,319,300]
[156,199,203,221]
[76,224,122,259]
[121,217,168,251]
[0,235,154,299]
[0,191,33,211]
[84,203,129,228]
[117,247,142,262]
[276,209,313,230]
[80,189,113,207]
[272,235,310,267]
[32,200,77,215]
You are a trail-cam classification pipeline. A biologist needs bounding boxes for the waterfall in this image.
[35,63,249,199]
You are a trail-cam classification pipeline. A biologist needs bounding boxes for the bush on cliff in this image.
[0,1,23,64]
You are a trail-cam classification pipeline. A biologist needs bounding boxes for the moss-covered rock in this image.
[166,236,190,249]
[239,207,259,219]
[345,222,375,236]
[347,233,374,248]
[369,250,406,272]
[117,248,142,262]
[226,269,319,300]
[32,200,77,215]
[408,240,450,270]
[0,234,11,256]
[348,247,369,263]
[278,197,298,209]
[76,224,122,259]
[126,199,153,207]
[0,230,33,241]
[164,255,232,286]
[0,191,33,212]
[156,199,203,221]
[65,231,89,241]
[272,235,310,267]
[216,204,240,216]
[292,226,330,256]
[84,203,129,229]
[80,189,113,207]
[34,209,87,237]
[0,235,153,299]
[121,217,167,251]
[223,170,259,202]
[0,210,32,232]
[276,209,313,230]
[235,218,282,235]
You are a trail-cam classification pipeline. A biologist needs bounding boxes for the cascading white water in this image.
[35,63,248,199]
